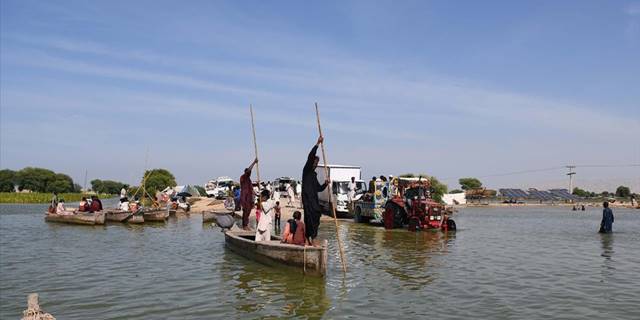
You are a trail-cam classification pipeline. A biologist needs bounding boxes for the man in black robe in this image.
[302,136,329,246]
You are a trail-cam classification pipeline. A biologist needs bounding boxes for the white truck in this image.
[315,164,365,216]
[204,177,235,199]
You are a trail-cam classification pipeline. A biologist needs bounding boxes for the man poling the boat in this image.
[302,135,330,247]
[240,158,258,231]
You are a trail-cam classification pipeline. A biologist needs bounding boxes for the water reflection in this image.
[599,233,615,281]
[220,249,329,318]
[343,221,457,290]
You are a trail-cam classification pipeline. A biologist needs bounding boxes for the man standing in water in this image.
[599,201,614,233]
[302,136,329,246]
[240,158,258,230]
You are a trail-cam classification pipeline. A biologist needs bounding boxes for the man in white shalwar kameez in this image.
[286,183,295,207]
[255,190,276,242]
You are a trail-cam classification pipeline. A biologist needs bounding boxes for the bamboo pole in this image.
[250,105,261,187]
[315,102,347,274]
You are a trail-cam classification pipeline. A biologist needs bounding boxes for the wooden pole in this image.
[250,105,261,187]
[315,102,347,274]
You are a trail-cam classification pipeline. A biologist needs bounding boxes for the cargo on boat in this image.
[224,229,328,277]
[44,212,105,225]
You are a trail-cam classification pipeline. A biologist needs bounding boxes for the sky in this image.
[1,0,639,192]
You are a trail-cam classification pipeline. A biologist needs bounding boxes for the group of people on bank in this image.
[238,136,328,246]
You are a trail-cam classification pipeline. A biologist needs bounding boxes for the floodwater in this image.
[1,201,639,319]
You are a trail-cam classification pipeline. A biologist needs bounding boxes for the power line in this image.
[440,163,640,182]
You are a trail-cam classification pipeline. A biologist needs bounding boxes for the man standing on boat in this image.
[302,136,329,246]
[240,158,258,230]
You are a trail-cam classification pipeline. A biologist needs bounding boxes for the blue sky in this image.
[1,0,639,191]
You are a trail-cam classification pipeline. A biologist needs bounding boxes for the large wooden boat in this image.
[142,209,169,222]
[104,210,133,222]
[202,210,235,223]
[224,229,328,277]
[44,212,106,225]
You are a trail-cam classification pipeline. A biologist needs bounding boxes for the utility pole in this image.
[83,169,88,192]
[566,165,576,195]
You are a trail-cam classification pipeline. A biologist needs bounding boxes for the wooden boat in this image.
[127,214,145,224]
[44,211,105,225]
[143,209,169,222]
[104,210,133,222]
[202,210,234,223]
[224,229,328,277]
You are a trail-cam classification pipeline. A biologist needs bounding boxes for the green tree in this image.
[91,179,104,193]
[459,177,482,190]
[615,186,631,198]
[449,189,464,194]
[0,169,16,192]
[141,169,176,195]
[15,167,57,192]
[398,173,447,203]
[572,187,590,197]
[47,173,74,193]
[91,179,128,194]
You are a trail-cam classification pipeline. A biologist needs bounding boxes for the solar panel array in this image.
[548,189,581,201]
[527,189,555,201]
[498,188,581,201]
[499,189,529,198]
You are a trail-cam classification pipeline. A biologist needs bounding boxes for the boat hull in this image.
[105,211,133,222]
[143,210,169,222]
[224,230,328,277]
[127,215,144,224]
[44,212,105,225]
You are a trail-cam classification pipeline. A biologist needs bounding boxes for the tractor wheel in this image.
[385,202,405,228]
[447,219,457,231]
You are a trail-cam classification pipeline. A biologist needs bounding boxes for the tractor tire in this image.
[385,202,406,228]
[447,219,457,231]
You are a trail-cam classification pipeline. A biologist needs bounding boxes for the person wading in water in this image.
[240,158,258,231]
[302,136,329,246]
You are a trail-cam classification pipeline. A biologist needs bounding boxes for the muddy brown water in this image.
[1,200,639,319]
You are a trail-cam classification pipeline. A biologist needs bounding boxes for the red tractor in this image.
[383,177,456,232]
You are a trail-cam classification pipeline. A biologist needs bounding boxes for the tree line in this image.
[0,167,129,194]
[572,186,634,198]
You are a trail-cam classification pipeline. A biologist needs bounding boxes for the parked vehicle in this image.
[273,177,295,198]
[205,177,235,199]
[354,177,456,232]
[316,164,363,215]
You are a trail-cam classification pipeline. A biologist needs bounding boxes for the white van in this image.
[204,177,234,199]
[315,164,365,215]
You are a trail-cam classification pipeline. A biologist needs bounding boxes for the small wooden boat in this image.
[105,210,133,222]
[127,214,144,224]
[202,210,234,223]
[224,229,328,277]
[143,209,169,222]
[44,212,105,225]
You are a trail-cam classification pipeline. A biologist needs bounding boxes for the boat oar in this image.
[250,104,261,188]
[315,102,348,274]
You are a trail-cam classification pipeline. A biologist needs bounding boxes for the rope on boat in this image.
[21,294,55,320]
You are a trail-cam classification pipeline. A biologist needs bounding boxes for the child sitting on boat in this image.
[255,190,276,242]
[55,199,73,215]
[281,211,306,246]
